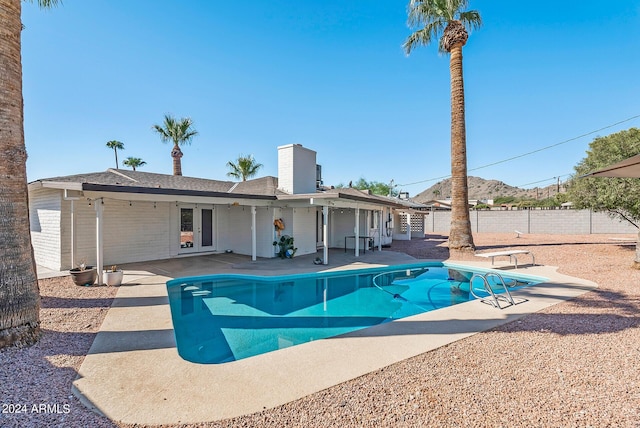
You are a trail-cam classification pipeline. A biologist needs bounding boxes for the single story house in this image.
[29,144,426,281]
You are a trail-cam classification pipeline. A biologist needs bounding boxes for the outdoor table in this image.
[344,236,372,253]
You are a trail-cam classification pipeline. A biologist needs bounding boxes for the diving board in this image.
[476,250,535,269]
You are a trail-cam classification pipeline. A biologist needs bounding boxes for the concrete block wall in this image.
[591,211,638,233]
[425,209,638,235]
[472,210,529,233]
[528,210,591,234]
[29,188,62,270]
[426,211,451,234]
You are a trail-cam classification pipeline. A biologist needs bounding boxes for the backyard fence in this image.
[423,209,638,235]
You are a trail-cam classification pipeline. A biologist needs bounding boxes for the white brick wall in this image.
[29,188,62,270]
[292,207,317,256]
[255,207,276,257]
[329,208,372,249]
[103,200,172,265]
[277,144,317,194]
[60,199,172,269]
[216,205,252,255]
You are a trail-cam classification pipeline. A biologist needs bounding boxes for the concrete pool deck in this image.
[71,250,597,425]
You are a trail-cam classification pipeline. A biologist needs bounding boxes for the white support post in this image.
[251,205,257,261]
[354,207,360,257]
[323,205,329,265]
[95,198,104,285]
[378,209,383,251]
[405,212,411,239]
[63,190,79,270]
[366,210,370,248]
[70,200,75,269]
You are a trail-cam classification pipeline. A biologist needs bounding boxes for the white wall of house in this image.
[29,188,62,270]
[380,207,393,246]
[216,205,252,255]
[393,212,412,241]
[256,206,277,257]
[60,198,173,269]
[215,205,275,258]
[292,207,317,256]
[329,208,374,249]
[104,199,172,266]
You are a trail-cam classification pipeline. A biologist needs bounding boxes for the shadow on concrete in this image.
[88,329,176,354]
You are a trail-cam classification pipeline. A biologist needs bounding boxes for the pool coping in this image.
[72,257,597,425]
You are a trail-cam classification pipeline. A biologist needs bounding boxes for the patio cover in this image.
[586,153,640,178]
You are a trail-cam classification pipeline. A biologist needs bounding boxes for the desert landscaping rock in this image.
[1,233,639,427]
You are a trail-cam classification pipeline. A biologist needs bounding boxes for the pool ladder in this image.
[469,272,527,309]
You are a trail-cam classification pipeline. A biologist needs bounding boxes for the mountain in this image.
[411,176,564,203]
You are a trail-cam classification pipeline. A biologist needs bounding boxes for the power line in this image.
[399,113,640,187]
[516,173,572,188]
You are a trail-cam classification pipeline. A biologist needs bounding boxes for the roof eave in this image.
[82,183,276,200]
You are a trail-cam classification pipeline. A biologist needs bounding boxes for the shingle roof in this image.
[31,169,279,199]
[36,169,236,192]
[30,169,425,208]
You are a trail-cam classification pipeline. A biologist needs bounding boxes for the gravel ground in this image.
[1,233,639,428]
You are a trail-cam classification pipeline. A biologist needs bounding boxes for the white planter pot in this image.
[103,270,124,286]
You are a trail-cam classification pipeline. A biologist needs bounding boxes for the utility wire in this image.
[516,173,572,188]
[399,114,640,187]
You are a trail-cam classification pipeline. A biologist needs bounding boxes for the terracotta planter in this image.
[70,267,97,286]
[103,270,124,286]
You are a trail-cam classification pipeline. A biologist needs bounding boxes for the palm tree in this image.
[226,154,263,181]
[152,114,198,176]
[404,0,481,253]
[0,0,60,349]
[106,140,124,168]
[123,157,146,171]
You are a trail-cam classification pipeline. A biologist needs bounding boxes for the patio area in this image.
[70,248,597,425]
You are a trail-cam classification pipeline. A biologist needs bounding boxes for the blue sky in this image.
[21,1,640,195]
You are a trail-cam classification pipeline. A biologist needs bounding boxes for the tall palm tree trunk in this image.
[448,43,475,252]
[171,144,183,176]
[0,0,41,348]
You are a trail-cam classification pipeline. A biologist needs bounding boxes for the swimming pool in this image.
[166,262,543,364]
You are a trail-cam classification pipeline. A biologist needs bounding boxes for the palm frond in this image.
[106,140,124,150]
[459,10,482,31]
[27,0,61,8]
[405,0,481,55]
[226,155,262,181]
[153,114,198,146]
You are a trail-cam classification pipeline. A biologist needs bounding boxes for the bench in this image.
[476,250,535,269]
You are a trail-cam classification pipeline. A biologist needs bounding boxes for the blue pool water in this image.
[166,262,541,364]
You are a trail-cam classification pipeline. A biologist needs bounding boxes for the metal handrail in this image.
[469,272,515,309]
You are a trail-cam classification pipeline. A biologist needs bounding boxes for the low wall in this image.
[424,209,638,235]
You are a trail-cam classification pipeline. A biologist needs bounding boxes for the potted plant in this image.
[273,235,297,259]
[69,261,97,286]
[103,265,124,286]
